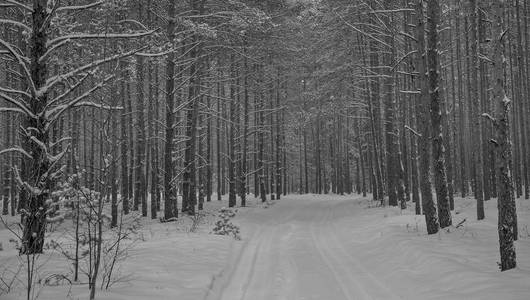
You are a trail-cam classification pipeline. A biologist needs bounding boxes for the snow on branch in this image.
[46,29,158,49]
[46,75,115,128]
[404,125,422,137]
[399,90,420,94]
[45,70,95,110]
[12,167,44,197]
[56,1,104,12]
[0,107,27,115]
[0,18,31,32]
[393,50,417,70]
[335,12,391,49]
[50,137,71,150]
[0,38,36,94]
[0,147,32,159]
[43,46,146,95]
[47,146,69,172]
[73,101,123,110]
[29,135,48,155]
[117,19,148,31]
[481,113,498,128]
[39,39,71,64]
[0,0,32,12]
[0,91,35,118]
[368,9,415,14]
[0,86,31,98]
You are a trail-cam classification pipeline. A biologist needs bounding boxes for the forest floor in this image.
[1,194,530,300]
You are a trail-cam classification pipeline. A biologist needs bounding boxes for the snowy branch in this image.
[368,9,415,14]
[45,70,95,110]
[0,0,32,12]
[0,91,35,118]
[39,39,71,64]
[56,1,104,12]
[73,101,123,110]
[0,107,27,115]
[393,50,417,70]
[0,38,36,95]
[0,147,32,159]
[404,125,422,137]
[0,19,31,32]
[335,12,391,49]
[117,19,148,31]
[43,46,146,95]
[46,75,115,128]
[46,30,158,49]
[0,86,31,98]
[481,113,496,124]
[399,90,420,94]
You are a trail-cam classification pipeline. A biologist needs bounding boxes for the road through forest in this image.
[207,196,400,300]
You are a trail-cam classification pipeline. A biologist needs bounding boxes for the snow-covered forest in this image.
[0,0,529,299]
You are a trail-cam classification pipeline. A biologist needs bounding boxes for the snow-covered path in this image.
[209,196,399,300]
[208,195,530,300]
[2,194,529,299]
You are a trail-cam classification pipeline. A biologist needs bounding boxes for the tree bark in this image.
[415,0,439,234]
[427,0,452,228]
[491,0,517,271]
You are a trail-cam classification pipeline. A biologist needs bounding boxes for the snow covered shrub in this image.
[212,208,241,240]
[188,212,205,233]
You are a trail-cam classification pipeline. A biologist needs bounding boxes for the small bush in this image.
[211,208,241,240]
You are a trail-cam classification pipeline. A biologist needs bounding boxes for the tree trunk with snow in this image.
[415,0,439,234]
[163,0,177,221]
[19,0,51,254]
[470,0,485,220]
[491,0,517,271]
[427,0,452,228]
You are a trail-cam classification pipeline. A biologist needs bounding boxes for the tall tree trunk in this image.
[240,57,250,206]
[181,3,204,214]
[119,60,129,215]
[491,0,517,271]
[275,69,282,200]
[133,49,147,215]
[228,55,237,208]
[470,0,485,220]
[20,0,51,254]
[427,0,452,228]
[415,0,439,234]
[163,0,177,220]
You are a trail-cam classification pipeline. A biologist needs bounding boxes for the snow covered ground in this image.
[1,194,530,299]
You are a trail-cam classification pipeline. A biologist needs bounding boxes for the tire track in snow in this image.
[309,201,372,300]
[323,199,401,300]
[209,202,298,300]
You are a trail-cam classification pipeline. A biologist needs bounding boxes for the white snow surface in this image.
[1,194,530,300]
